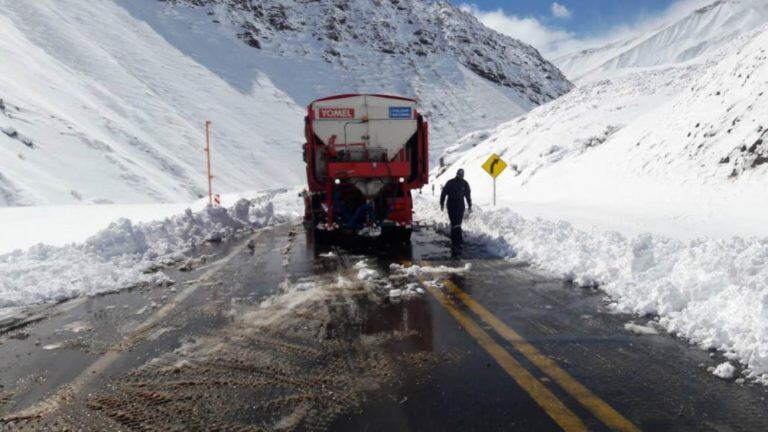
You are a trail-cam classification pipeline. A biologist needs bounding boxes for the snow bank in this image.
[0,190,283,255]
[0,190,301,309]
[415,196,768,382]
[0,203,190,254]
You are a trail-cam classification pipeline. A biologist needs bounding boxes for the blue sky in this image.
[458,0,713,56]
[465,1,678,35]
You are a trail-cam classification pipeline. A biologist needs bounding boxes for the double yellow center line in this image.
[412,261,639,432]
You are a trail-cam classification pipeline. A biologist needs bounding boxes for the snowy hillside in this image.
[0,0,305,206]
[0,0,571,207]
[154,0,572,156]
[438,64,699,175]
[555,0,768,81]
[437,21,768,239]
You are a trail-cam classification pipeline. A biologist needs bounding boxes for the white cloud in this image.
[551,2,571,20]
[462,0,715,58]
[460,4,575,54]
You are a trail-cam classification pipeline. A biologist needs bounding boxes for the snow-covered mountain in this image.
[155,0,571,153]
[437,13,768,239]
[0,0,571,206]
[555,0,768,81]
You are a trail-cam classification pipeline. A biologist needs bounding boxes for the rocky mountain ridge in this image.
[165,0,572,105]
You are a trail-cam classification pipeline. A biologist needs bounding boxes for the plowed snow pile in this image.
[0,190,301,309]
[415,196,768,382]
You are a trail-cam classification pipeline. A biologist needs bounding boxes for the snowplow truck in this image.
[302,94,429,242]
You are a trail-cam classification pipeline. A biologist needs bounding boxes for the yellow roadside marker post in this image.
[481,153,508,206]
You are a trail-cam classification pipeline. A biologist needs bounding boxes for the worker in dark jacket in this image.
[440,168,472,247]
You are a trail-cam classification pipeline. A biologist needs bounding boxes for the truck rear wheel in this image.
[313,228,335,245]
[381,226,412,245]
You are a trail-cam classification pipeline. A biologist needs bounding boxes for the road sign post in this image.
[481,153,508,206]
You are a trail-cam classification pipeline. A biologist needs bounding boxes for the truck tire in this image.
[381,226,412,245]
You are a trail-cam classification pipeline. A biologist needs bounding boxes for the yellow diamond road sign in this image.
[482,153,507,179]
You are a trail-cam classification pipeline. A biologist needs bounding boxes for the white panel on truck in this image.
[311,95,417,160]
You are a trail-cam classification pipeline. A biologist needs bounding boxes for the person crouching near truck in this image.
[440,168,472,248]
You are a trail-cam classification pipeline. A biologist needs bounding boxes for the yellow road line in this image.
[439,273,640,432]
[419,276,588,431]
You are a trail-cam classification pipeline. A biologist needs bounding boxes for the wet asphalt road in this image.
[0,224,767,431]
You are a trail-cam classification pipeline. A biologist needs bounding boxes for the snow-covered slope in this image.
[555,0,768,81]
[154,0,572,156]
[0,0,305,206]
[438,64,699,172]
[0,0,571,207]
[437,22,768,239]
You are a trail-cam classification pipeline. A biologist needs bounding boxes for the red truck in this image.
[302,94,429,242]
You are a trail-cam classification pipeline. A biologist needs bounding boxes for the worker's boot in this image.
[451,225,462,247]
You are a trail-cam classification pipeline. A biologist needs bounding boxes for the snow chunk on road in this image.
[713,362,737,380]
[42,343,63,351]
[358,268,379,280]
[390,263,472,276]
[624,322,659,335]
[62,320,94,333]
[389,283,425,301]
[0,190,300,310]
[354,260,380,281]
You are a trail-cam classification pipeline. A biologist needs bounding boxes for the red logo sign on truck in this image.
[318,107,355,119]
